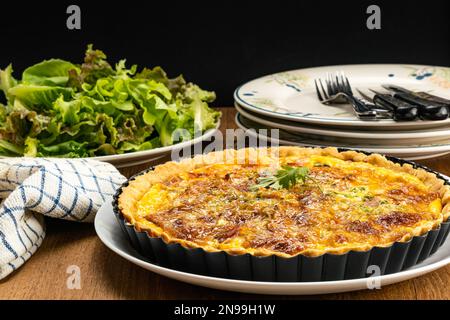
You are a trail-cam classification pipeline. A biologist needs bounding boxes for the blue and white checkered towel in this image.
[0,158,126,279]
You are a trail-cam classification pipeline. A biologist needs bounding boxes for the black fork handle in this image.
[393,92,449,120]
[373,95,418,121]
[383,84,450,106]
[394,92,442,112]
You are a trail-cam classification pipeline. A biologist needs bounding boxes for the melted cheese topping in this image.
[135,155,441,256]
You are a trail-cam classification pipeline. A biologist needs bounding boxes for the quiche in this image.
[117,147,450,258]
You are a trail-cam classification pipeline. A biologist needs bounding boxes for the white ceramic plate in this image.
[234,103,450,144]
[95,199,450,295]
[234,64,450,129]
[235,113,450,160]
[106,154,170,169]
[0,123,220,169]
[405,152,450,161]
[235,128,450,160]
[94,125,219,168]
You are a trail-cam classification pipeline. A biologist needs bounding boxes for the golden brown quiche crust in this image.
[117,147,450,258]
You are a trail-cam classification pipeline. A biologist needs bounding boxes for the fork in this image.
[314,73,387,119]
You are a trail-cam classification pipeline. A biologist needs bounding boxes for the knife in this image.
[380,85,449,120]
[382,84,450,106]
[357,89,418,121]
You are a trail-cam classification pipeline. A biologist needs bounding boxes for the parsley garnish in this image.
[251,166,310,191]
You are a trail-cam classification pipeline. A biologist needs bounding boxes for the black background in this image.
[0,0,449,106]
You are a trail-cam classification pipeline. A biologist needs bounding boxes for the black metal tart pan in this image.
[112,151,450,282]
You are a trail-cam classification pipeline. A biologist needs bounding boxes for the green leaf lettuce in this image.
[0,45,220,158]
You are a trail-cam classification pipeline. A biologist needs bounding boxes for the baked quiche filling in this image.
[122,150,447,257]
[117,147,450,257]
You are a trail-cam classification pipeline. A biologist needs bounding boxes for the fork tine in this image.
[356,88,373,102]
[344,74,354,95]
[314,79,324,101]
[319,79,329,99]
[369,88,384,95]
[335,74,342,93]
[334,72,341,95]
[339,71,350,94]
[326,73,334,96]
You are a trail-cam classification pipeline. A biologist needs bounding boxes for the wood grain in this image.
[0,107,449,300]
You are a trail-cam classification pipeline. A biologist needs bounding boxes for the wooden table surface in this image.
[1,107,449,300]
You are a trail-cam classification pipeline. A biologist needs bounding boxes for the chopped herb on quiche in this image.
[251,165,309,191]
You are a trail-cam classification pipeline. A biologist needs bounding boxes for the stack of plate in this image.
[233,64,450,160]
